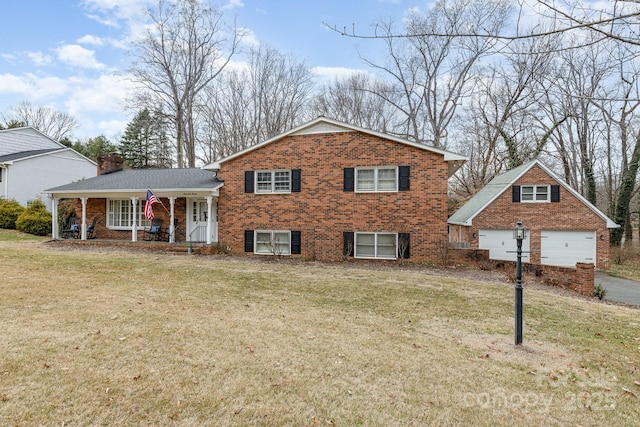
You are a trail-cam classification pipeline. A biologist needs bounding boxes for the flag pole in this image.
[148,188,170,214]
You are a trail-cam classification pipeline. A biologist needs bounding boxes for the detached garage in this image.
[448,159,618,270]
[540,230,596,267]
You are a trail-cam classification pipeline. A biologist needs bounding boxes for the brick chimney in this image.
[96,153,124,176]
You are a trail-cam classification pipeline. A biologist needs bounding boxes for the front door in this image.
[186,198,217,242]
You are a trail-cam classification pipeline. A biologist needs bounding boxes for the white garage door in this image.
[479,229,530,262]
[540,230,596,267]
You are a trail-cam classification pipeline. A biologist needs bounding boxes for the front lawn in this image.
[1,237,639,426]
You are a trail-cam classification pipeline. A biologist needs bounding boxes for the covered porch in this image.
[49,192,220,244]
[45,167,224,246]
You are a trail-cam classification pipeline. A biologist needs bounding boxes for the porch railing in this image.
[187,222,218,243]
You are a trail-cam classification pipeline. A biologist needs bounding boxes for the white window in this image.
[256,170,291,193]
[255,230,291,255]
[107,199,150,229]
[521,185,549,202]
[355,167,398,192]
[355,232,397,259]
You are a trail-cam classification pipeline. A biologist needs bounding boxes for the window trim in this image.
[355,166,398,193]
[106,199,151,230]
[255,170,292,194]
[254,230,292,255]
[354,232,398,260]
[520,185,550,203]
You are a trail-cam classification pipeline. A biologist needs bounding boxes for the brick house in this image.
[206,117,466,262]
[46,153,223,243]
[47,117,467,262]
[448,159,618,270]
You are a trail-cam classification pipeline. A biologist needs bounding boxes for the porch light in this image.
[513,220,528,241]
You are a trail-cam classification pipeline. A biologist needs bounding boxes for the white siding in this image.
[5,150,96,210]
[0,127,62,156]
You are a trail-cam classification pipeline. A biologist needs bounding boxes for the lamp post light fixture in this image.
[513,220,528,345]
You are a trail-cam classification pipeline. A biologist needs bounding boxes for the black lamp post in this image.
[513,220,527,345]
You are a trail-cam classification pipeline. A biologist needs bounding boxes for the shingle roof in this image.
[448,161,535,225]
[0,148,62,162]
[46,168,223,193]
[448,159,618,228]
[204,116,468,177]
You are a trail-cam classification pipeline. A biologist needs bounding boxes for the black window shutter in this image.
[512,186,521,203]
[244,171,254,193]
[398,233,410,259]
[291,231,301,254]
[343,232,354,256]
[551,185,560,202]
[399,166,410,191]
[292,169,301,193]
[244,230,254,252]
[343,168,354,192]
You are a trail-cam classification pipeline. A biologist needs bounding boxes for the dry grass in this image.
[1,230,639,426]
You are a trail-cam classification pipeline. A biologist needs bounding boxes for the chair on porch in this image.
[62,217,81,239]
[86,217,99,239]
[143,218,164,241]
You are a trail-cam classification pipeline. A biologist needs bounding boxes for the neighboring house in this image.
[0,127,96,210]
[448,159,618,270]
[46,117,467,263]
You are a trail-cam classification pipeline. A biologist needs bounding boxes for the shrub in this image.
[593,282,608,300]
[15,200,52,236]
[0,199,25,229]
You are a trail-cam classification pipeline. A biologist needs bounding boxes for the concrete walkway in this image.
[595,271,640,306]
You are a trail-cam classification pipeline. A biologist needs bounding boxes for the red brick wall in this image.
[448,248,595,297]
[466,165,610,269]
[217,131,450,262]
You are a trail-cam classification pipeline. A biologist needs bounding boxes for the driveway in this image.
[595,271,640,306]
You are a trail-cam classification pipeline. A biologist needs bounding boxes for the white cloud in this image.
[25,51,53,66]
[238,27,260,48]
[0,73,69,100]
[311,66,371,84]
[223,0,244,10]
[65,73,133,115]
[77,35,105,46]
[55,44,105,70]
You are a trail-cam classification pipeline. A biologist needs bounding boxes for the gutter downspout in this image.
[0,164,8,200]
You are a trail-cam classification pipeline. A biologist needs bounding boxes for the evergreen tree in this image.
[119,109,172,168]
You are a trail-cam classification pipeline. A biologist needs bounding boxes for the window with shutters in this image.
[355,166,398,192]
[354,232,398,259]
[246,230,300,255]
[249,169,301,194]
[521,185,549,202]
[256,230,290,255]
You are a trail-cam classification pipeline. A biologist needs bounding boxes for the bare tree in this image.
[197,44,313,163]
[361,0,512,148]
[129,0,241,168]
[311,72,397,132]
[1,101,77,140]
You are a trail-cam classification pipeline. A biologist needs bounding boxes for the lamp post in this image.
[513,220,527,345]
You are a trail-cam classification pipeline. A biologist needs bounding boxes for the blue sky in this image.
[0,0,414,141]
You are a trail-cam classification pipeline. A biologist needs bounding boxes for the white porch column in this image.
[206,195,213,245]
[131,197,138,242]
[168,197,176,244]
[80,197,88,240]
[51,197,59,239]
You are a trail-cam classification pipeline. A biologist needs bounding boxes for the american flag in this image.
[144,189,159,220]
